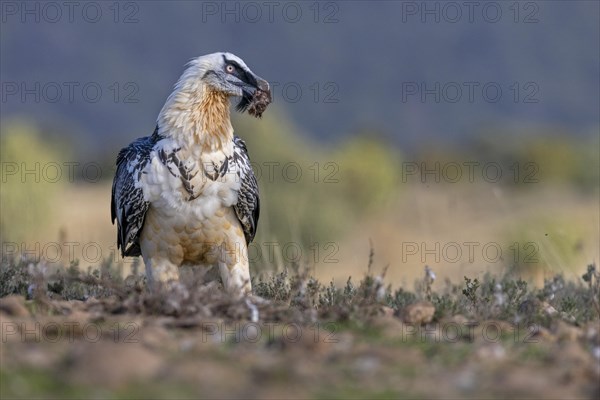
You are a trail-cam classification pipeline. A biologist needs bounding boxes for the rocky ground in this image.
[1,262,599,399]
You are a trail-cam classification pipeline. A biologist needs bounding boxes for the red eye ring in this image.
[226,64,235,73]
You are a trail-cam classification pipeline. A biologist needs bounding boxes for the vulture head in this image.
[191,52,271,116]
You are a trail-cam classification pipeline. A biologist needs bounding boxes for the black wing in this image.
[232,136,260,244]
[111,130,159,257]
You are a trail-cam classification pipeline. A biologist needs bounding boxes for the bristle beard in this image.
[236,95,251,113]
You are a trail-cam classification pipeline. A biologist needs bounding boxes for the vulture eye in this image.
[225,64,235,73]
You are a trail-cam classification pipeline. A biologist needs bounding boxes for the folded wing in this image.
[111,129,160,257]
[232,136,260,244]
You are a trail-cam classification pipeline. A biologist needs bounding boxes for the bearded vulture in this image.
[111,52,271,293]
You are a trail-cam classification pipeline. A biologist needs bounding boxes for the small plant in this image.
[0,258,31,297]
[462,277,480,308]
[254,268,292,302]
[581,263,600,317]
[388,288,417,310]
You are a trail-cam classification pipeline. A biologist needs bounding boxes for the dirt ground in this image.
[1,272,599,400]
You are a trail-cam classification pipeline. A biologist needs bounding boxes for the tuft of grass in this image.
[0,258,31,297]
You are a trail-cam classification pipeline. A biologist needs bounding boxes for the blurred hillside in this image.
[1,1,599,154]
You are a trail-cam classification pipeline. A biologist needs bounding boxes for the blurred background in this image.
[1,1,598,286]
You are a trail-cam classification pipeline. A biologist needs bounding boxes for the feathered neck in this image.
[157,75,233,152]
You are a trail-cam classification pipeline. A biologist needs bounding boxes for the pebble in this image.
[402,301,435,325]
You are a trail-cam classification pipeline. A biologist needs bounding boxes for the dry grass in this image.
[6,182,598,288]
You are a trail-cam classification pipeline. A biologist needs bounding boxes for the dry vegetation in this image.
[1,256,599,399]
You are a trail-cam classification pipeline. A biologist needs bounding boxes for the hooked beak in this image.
[256,77,270,94]
[236,74,271,113]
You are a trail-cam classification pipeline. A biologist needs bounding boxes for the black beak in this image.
[236,73,271,113]
[256,77,270,94]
